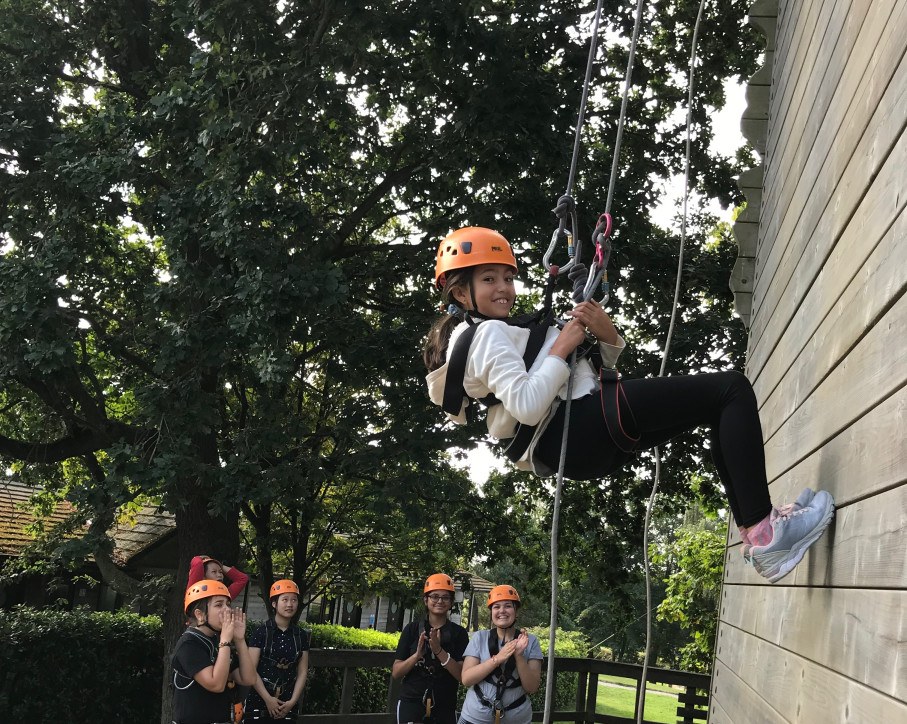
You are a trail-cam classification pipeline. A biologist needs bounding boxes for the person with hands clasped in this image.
[459,585,542,724]
[424,227,836,584]
[244,579,310,722]
[393,573,470,724]
[172,580,257,724]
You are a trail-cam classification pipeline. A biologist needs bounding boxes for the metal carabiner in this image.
[581,212,613,303]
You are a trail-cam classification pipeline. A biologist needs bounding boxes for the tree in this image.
[652,505,726,672]
[1,0,759,716]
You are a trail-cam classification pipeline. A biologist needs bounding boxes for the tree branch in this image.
[331,163,423,250]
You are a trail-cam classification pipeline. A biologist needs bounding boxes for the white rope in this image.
[636,2,706,722]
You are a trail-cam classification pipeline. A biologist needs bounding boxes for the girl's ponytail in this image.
[423,268,471,371]
[423,313,462,371]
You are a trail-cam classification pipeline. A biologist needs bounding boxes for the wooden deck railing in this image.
[302,649,710,724]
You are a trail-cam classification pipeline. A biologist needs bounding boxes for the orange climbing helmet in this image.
[434,227,518,289]
[184,579,231,615]
[487,584,521,608]
[269,579,300,599]
[423,573,455,594]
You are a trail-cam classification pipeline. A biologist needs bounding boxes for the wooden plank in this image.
[709,660,788,724]
[747,0,907,374]
[760,291,907,484]
[756,200,907,440]
[752,171,907,419]
[755,0,888,327]
[756,0,886,314]
[760,0,871,241]
[715,622,907,723]
[765,0,856,208]
[706,695,737,724]
[762,0,819,162]
[724,481,907,588]
[719,586,907,701]
[727,380,907,553]
[301,716,394,724]
[339,666,356,714]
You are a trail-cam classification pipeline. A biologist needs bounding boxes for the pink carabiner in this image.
[593,213,612,267]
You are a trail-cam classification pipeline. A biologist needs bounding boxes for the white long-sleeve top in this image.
[426,318,625,473]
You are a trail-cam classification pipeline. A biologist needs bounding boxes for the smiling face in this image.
[424,589,454,616]
[490,600,517,629]
[452,264,516,318]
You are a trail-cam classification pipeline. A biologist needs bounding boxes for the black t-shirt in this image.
[172,628,238,724]
[395,619,469,711]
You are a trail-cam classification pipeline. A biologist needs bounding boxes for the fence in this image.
[302,649,710,724]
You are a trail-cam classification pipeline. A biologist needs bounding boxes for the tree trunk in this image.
[160,490,240,724]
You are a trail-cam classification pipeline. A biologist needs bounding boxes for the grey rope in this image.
[543,1,646,722]
[636,2,706,723]
[542,1,606,721]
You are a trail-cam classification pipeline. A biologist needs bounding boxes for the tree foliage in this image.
[1,1,759,713]
[651,507,726,671]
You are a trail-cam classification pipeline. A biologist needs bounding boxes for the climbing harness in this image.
[472,630,526,724]
[172,628,220,691]
[258,618,306,698]
[442,310,553,462]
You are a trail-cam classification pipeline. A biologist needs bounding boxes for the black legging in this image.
[535,370,772,527]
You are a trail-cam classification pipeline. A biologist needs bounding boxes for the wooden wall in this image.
[713,0,907,721]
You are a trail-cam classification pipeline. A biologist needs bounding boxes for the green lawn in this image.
[598,674,681,696]
[595,681,679,724]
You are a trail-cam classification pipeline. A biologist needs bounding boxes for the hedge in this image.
[0,607,584,721]
[0,606,163,724]
[302,623,398,715]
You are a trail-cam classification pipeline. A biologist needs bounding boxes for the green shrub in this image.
[526,627,590,712]
[301,623,399,715]
[0,606,163,724]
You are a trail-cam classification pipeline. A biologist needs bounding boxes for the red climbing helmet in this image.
[434,227,518,289]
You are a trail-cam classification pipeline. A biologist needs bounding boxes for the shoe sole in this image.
[763,502,835,583]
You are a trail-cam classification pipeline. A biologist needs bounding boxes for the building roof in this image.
[109,504,176,564]
[0,478,176,564]
[0,478,79,556]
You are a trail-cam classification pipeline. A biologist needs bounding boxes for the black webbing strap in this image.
[500,313,553,462]
[471,629,526,720]
[442,311,551,422]
[442,320,481,416]
[599,367,640,453]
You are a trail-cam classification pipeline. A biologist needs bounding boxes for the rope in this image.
[636,2,706,723]
[543,1,646,722]
[540,0,707,719]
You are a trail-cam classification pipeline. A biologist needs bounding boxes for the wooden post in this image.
[584,672,598,724]
[339,666,356,714]
[574,664,587,724]
[386,670,401,715]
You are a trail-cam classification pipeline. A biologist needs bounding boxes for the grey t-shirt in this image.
[458,630,543,724]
